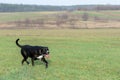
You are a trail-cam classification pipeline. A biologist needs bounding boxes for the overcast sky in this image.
[0,0,120,5]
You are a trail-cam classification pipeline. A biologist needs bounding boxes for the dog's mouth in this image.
[45,50,49,58]
[45,54,49,58]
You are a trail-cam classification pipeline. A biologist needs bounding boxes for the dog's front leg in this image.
[41,57,48,68]
[31,58,34,66]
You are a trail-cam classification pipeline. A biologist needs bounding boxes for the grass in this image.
[0,29,120,80]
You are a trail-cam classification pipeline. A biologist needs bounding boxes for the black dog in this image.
[16,39,49,68]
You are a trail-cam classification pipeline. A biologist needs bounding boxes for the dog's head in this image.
[41,47,50,58]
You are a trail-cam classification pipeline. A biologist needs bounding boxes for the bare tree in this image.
[56,13,68,27]
[39,19,44,27]
[24,18,31,27]
[82,12,89,21]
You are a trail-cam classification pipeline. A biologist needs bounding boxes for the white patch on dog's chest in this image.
[37,55,43,60]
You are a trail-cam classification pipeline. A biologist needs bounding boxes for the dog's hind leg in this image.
[26,60,29,64]
[21,50,29,65]
[21,57,29,65]
[41,57,48,68]
[22,59,25,65]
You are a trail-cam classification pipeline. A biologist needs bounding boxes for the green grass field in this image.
[0,29,120,80]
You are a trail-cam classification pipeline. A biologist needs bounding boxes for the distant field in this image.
[0,12,59,22]
[0,11,120,29]
[0,11,120,22]
[74,10,120,20]
[0,29,120,80]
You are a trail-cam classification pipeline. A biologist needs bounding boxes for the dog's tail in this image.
[16,38,22,48]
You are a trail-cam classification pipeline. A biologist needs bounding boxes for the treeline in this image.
[0,3,65,12]
[0,3,120,12]
[76,5,120,11]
